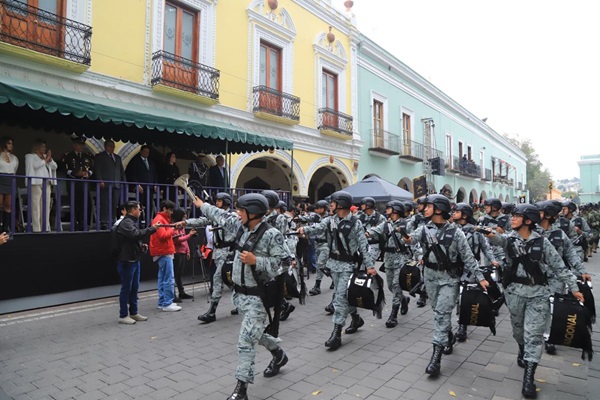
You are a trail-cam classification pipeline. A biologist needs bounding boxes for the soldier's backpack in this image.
[347,271,385,319]
[399,261,422,292]
[458,284,496,335]
[548,293,594,360]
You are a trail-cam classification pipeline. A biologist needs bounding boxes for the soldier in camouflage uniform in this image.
[367,200,412,327]
[534,201,591,355]
[587,204,600,254]
[358,196,386,259]
[478,198,511,280]
[194,193,289,400]
[487,204,584,399]
[309,200,333,296]
[562,200,592,263]
[451,203,499,342]
[407,196,428,307]
[299,191,376,350]
[188,193,238,323]
[404,195,488,377]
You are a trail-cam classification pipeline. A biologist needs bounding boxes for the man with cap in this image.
[298,190,376,350]
[486,204,584,398]
[403,194,488,377]
[194,193,289,400]
[562,200,592,263]
[59,136,94,231]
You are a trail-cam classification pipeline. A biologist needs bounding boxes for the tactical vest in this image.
[462,225,481,261]
[505,236,547,286]
[327,216,360,263]
[559,217,571,236]
[380,220,408,254]
[421,225,462,277]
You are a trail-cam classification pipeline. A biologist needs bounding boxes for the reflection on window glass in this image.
[164,5,177,54]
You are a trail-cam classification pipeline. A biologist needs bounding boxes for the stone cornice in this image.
[291,0,354,35]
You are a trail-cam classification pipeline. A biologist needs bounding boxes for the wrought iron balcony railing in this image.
[151,50,220,100]
[368,129,399,154]
[0,0,92,65]
[252,86,300,122]
[484,168,492,181]
[399,140,425,161]
[318,108,353,138]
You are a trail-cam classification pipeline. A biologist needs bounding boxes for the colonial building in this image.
[578,155,600,203]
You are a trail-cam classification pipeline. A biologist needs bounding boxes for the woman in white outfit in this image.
[25,139,57,232]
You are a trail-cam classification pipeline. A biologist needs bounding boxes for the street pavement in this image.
[2,256,600,400]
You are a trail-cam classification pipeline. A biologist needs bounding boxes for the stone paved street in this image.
[1,256,600,400]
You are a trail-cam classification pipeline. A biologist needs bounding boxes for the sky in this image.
[334,0,600,180]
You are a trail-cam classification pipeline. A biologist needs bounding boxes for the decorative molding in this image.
[291,0,353,35]
[305,156,353,188]
[248,1,297,39]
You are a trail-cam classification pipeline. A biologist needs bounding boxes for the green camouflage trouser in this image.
[332,269,357,326]
[504,289,549,363]
[232,292,282,383]
[385,266,406,307]
[210,248,229,303]
[426,270,460,346]
[315,245,329,281]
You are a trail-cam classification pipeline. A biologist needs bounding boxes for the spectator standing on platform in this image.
[209,155,228,190]
[171,208,196,302]
[0,137,18,233]
[114,201,160,325]
[25,139,57,232]
[159,152,180,203]
[188,153,210,190]
[126,145,157,196]
[95,140,125,230]
[60,137,94,231]
[149,200,182,312]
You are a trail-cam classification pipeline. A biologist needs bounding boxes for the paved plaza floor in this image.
[2,257,600,400]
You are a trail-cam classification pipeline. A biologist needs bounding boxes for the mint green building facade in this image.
[356,36,528,204]
[578,155,600,203]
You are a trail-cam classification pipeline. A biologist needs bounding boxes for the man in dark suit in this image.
[208,155,228,191]
[125,145,157,195]
[59,136,94,231]
[95,140,125,229]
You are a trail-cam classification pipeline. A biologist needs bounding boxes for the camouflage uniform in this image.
[368,218,411,307]
[489,231,578,363]
[359,210,386,261]
[231,221,288,384]
[459,223,497,283]
[566,214,592,262]
[411,221,484,346]
[478,213,511,268]
[303,213,375,326]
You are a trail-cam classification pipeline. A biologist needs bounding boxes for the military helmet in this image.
[386,200,405,214]
[416,196,427,205]
[216,192,232,206]
[562,200,577,213]
[403,202,414,213]
[330,191,353,209]
[453,202,474,218]
[501,202,515,214]
[535,201,558,217]
[425,194,451,214]
[237,193,269,215]
[315,200,329,209]
[261,190,280,208]
[360,196,376,208]
[276,200,287,211]
[512,204,541,224]
[483,197,502,210]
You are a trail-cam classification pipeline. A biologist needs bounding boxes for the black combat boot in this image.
[456,324,467,342]
[417,292,427,307]
[231,308,239,315]
[400,296,410,315]
[198,302,218,323]
[522,361,538,398]
[517,344,526,368]
[425,344,444,377]
[385,305,400,328]
[443,331,456,355]
[324,301,334,315]
[344,313,364,334]
[279,301,295,321]
[545,341,556,355]
[263,347,288,377]
[325,324,343,350]
[309,280,321,296]
[227,379,248,400]
[330,281,335,289]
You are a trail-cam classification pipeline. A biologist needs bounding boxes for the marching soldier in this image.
[308,200,333,296]
[367,200,412,327]
[190,193,238,323]
[403,195,488,377]
[407,196,428,307]
[535,200,591,355]
[486,204,584,399]
[298,191,376,350]
[451,203,499,341]
[59,137,94,231]
[195,193,290,400]
[562,200,592,263]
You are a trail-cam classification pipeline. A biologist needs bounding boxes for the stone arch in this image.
[398,177,413,194]
[456,187,467,203]
[469,188,478,204]
[232,150,305,195]
[306,158,352,203]
[480,190,488,203]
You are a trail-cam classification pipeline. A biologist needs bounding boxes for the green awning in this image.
[0,78,293,153]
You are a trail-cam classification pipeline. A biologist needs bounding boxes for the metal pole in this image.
[289,147,294,205]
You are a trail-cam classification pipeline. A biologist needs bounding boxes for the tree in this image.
[504,134,552,202]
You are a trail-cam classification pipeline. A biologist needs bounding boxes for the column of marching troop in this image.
[184,190,593,400]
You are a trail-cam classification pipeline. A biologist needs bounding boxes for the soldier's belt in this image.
[382,247,407,254]
[329,252,358,263]
[367,239,379,245]
[315,239,327,243]
[233,284,261,296]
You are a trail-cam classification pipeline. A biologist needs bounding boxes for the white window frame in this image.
[371,92,388,147]
[400,106,414,146]
[313,33,348,116]
[480,150,485,179]
[445,132,453,168]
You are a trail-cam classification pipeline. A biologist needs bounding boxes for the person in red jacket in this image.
[150,200,182,311]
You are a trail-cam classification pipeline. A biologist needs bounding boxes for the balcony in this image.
[493,175,513,185]
[252,86,300,125]
[368,129,400,157]
[517,181,523,190]
[446,156,461,172]
[318,108,353,140]
[484,168,492,181]
[0,0,92,71]
[151,50,220,105]
[399,140,425,163]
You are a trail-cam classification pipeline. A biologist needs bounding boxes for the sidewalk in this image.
[1,257,599,400]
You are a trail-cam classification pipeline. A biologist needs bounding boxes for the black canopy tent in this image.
[339,176,413,203]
